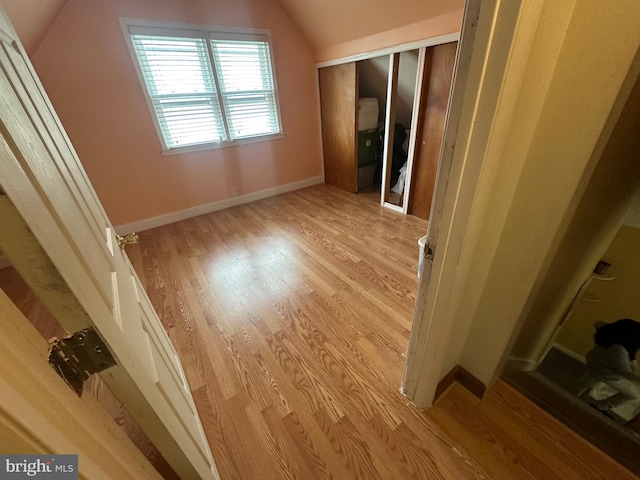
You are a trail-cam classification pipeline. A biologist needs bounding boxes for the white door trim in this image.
[403,0,640,408]
[316,32,460,69]
[402,0,532,406]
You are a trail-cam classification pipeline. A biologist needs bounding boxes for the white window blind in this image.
[211,39,280,139]
[128,25,281,151]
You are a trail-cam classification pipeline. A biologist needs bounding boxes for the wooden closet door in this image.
[408,42,458,219]
[319,63,358,193]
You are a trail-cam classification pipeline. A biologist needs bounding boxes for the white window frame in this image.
[120,18,284,156]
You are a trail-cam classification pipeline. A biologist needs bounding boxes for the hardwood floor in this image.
[127,184,427,479]
[1,183,636,479]
[429,382,638,480]
[125,184,636,480]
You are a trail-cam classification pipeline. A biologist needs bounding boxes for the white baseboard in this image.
[115,175,324,234]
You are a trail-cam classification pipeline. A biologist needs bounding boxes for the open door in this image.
[0,8,219,480]
[401,0,480,406]
[319,62,358,193]
[0,289,164,479]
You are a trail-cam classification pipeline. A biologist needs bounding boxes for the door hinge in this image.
[48,327,116,396]
[116,232,139,248]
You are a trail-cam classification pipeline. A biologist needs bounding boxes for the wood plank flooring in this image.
[1,183,634,479]
[429,382,638,480]
[124,184,637,480]
[127,184,429,479]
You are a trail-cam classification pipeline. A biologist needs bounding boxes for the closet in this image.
[319,41,457,219]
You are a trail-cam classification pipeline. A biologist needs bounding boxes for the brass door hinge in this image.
[116,232,139,248]
[48,327,116,396]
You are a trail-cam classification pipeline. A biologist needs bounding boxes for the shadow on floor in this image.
[503,347,640,476]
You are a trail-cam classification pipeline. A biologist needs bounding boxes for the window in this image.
[125,23,282,153]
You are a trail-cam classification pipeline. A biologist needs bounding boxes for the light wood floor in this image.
[121,183,636,480]
[1,184,635,479]
[430,382,638,479]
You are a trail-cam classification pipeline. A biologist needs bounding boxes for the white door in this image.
[0,8,219,480]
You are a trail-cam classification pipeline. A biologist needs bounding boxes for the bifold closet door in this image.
[319,63,358,193]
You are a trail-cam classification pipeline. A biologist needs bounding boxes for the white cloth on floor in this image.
[391,162,407,195]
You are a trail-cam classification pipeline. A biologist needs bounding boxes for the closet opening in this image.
[319,40,458,220]
[356,50,420,209]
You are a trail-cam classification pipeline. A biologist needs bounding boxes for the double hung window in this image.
[125,22,281,152]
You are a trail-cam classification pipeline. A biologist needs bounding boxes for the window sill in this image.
[160,133,285,156]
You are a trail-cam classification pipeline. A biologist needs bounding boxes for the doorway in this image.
[501,67,640,474]
[503,195,640,474]
[356,51,419,207]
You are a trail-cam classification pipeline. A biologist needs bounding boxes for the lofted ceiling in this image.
[276,0,464,55]
[1,0,462,59]
[0,0,68,54]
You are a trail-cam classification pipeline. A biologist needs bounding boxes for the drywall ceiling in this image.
[276,0,463,54]
[1,0,463,59]
[0,0,67,54]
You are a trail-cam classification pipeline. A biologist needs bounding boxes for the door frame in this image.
[401,0,497,405]
[403,0,640,408]
[402,0,548,406]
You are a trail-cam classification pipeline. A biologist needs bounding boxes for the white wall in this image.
[403,0,640,407]
[511,74,640,365]
[455,0,640,385]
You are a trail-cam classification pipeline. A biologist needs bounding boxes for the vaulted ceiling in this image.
[1,0,462,58]
[0,0,68,54]
[276,0,463,54]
